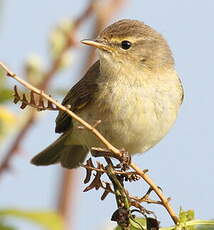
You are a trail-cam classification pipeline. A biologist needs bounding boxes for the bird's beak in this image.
[81,39,112,52]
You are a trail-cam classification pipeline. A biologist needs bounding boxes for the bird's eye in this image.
[121,40,132,50]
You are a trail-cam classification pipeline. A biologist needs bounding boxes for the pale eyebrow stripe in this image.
[109,36,154,44]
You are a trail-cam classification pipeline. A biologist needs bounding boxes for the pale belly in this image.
[69,83,181,155]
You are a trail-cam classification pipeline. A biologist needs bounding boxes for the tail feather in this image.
[31,134,88,168]
[31,149,61,166]
[60,145,88,169]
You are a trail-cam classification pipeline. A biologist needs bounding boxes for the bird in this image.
[31,19,184,169]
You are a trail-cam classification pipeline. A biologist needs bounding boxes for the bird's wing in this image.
[55,60,100,133]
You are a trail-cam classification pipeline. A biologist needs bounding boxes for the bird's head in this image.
[81,19,174,71]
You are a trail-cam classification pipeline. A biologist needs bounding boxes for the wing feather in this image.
[55,61,100,133]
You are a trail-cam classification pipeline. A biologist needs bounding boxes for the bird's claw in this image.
[119,149,131,170]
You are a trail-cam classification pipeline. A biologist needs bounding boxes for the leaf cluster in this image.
[0,209,64,230]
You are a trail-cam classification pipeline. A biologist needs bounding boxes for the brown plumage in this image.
[55,61,100,133]
[31,19,183,169]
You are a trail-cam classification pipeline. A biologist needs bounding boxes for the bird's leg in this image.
[91,147,117,158]
[90,147,129,164]
[91,147,141,183]
[120,149,131,169]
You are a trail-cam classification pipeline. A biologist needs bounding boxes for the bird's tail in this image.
[31,134,88,169]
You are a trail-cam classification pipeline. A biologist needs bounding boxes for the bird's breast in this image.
[75,69,182,154]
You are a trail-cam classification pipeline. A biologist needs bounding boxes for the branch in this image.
[0,2,126,230]
[0,62,179,225]
[1,62,121,156]
[0,1,96,177]
[129,163,179,224]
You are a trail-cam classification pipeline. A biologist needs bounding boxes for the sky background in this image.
[0,1,214,230]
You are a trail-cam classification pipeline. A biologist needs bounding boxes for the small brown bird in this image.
[31,19,183,169]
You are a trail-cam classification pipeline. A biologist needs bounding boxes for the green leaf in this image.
[0,68,7,90]
[114,210,214,230]
[131,218,146,230]
[0,68,13,103]
[0,224,15,230]
[114,218,146,230]
[196,224,214,230]
[159,219,214,230]
[0,221,15,230]
[187,220,214,230]
[0,209,64,230]
[0,88,13,103]
[179,208,195,223]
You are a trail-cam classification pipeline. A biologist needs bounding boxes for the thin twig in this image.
[57,2,126,228]
[130,163,179,224]
[0,62,179,225]
[0,1,96,177]
[0,4,98,230]
[52,2,97,228]
[1,62,121,155]
[129,195,163,205]
[0,3,127,230]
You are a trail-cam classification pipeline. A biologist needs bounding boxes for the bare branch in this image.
[130,162,179,224]
[0,1,97,178]
[1,62,121,156]
[0,61,179,224]
[0,2,127,230]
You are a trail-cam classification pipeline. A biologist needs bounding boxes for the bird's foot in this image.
[114,149,131,170]
[91,147,131,166]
